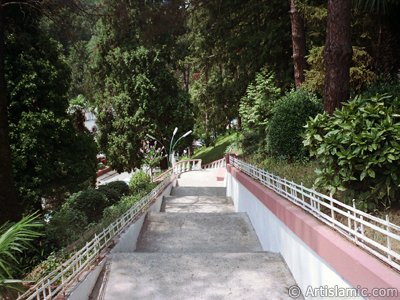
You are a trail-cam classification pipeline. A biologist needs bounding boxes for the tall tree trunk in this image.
[289,0,306,88]
[0,3,21,223]
[323,0,352,115]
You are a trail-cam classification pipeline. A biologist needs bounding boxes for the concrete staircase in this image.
[100,170,300,299]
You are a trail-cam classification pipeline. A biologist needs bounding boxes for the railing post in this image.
[352,200,358,242]
[386,214,392,262]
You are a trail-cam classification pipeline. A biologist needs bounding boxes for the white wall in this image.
[226,172,360,300]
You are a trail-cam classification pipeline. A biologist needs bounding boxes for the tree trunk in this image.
[0,4,21,223]
[323,0,352,115]
[289,0,306,88]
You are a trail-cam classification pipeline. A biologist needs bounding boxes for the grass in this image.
[193,133,237,164]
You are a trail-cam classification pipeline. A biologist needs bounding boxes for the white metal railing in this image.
[229,156,400,272]
[173,159,202,174]
[202,157,226,169]
[18,173,174,300]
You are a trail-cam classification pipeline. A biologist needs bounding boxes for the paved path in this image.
[99,169,300,299]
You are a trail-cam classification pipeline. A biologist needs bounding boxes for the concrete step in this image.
[171,186,226,197]
[136,212,262,253]
[102,252,300,300]
[162,195,234,213]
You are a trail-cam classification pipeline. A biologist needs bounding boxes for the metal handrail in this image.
[229,156,400,272]
[18,172,174,300]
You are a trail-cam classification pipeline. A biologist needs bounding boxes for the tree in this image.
[323,0,352,115]
[0,2,20,223]
[289,0,306,87]
[93,46,193,172]
[186,0,292,136]
[0,1,98,220]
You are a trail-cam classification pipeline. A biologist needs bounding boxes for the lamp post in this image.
[169,127,178,164]
[170,129,192,166]
[147,128,192,167]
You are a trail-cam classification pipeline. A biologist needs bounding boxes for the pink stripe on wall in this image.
[227,165,400,300]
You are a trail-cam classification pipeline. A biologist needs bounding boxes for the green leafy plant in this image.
[46,208,88,248]
[268,89,322,160]
[304,94,400,210]
[140,141,165,179]
[304,46,377,95]
[0,214,43,296]
[65,189,108,223]
[239,68,281,156]
[97,180,130,206]
[103,181,131,197]
[239,68,281,132]
[129,170,152,195]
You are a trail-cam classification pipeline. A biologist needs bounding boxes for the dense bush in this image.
[267,89,322,160]
[98,181,130,205]
[66,189,108,222]
[361,80,400,107]
[97,185,120,206]
[129,170,151,194]
[46,208,88,248]
[304,94,400,210]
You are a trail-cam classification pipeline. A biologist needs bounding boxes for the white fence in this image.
[202,157,226,169]
[18,173,173,300]
[153,159,203,182]
[173,159,202,174]
[229,156,400,273]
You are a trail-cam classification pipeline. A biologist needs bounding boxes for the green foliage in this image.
[268,89,322,160]
[129,171,152,194]
[102,194,143,222]
[66,189,108,223]
[46,208,88,249]
[97,185,121,206]
[92,46,193,172]
[304,46,377,95]
[193,133,237,164]
[97,180,130,206]
[190,71,234,145]
[187,0,292,143]
[0,214,43,296]
[5,10,97,212]
[304,94,400,210]
[239,69,281,132]
[141,141,165,177]
[239,69,281,156]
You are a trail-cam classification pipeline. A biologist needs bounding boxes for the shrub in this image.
[129,170,151,194]
[97,185,120,206]
[66,189,108,222]
[267,89,322,160]
[98,181,130,205]
[46,207,88,248]
[303,94,400,210]
[102,194,143,222]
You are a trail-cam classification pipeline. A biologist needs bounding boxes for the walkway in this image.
[99,169,300,299]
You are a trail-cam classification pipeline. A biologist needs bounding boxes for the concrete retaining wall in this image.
[67,177,176,300]
[226,165,400,300]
